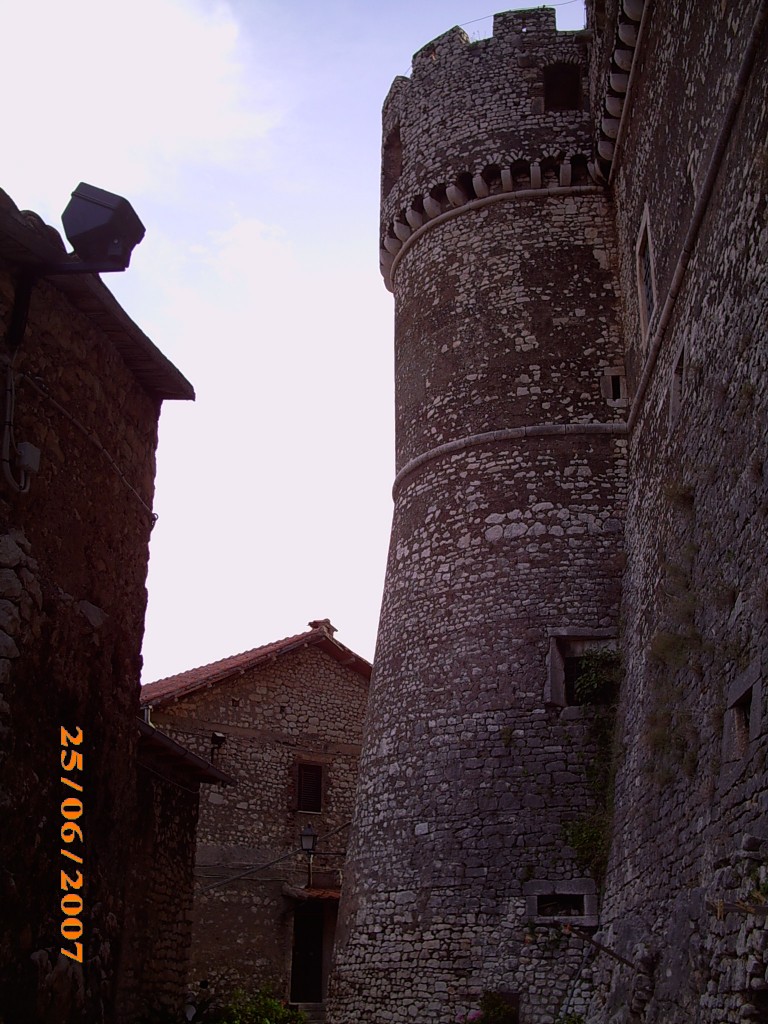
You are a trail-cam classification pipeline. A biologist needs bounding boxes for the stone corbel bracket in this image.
[590,0,648,182]
[380,150,596,290]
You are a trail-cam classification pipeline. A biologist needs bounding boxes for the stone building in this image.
[116,720,235,1023]
[0,185,219,1024]
[140,619,371,1017]
[330,3,767,1023]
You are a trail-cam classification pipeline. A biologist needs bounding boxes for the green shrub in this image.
[201,989,307,1024]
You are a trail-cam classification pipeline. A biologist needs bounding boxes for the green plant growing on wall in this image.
[555,1014,586,1024]
[644,676,699,784]
[573,647,621,705]
[662,480,695,511]
[562,668,621,886]
[649,630,700,670]
[563,812,611,883]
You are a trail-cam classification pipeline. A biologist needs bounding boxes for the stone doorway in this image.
[290,901,323,1002]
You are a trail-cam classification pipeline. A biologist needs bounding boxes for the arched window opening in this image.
[382,124,403,197]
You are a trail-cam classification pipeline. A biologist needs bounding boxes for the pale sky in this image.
[2,0,585,681]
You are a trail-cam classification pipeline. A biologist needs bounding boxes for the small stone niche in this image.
[545,629,618,708]
[722,658,762,763]
[600,365,628,408]
[524,879,598,926]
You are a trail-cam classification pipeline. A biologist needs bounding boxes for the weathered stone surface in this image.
[331,10,626,1024]
[331,3,767,1024]
[0,536,23,568]
[0,570,22,600]
[0,191,191,1023]
[0,601,20,636]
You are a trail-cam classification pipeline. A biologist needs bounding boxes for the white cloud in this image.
[1,0,279,212]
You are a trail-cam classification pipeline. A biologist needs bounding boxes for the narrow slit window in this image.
[722,660,762,764]
[733,688,753,758]
[636,212,657,343]
[670,347,686,425]
[641,240,655,322]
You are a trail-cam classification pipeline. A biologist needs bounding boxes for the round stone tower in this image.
[330,9,626,1023]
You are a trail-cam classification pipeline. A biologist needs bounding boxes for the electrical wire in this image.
[199,820,352,894]
[459,0,583,25]
[14,367,158,527]
[398,5,586,75]
[2,362,30,494]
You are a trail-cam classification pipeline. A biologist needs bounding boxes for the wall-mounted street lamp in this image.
[300,825,318,886]
[8,182,146,353]
[59,182,145,274]
[3,183,146,493]
[210,732,226,762]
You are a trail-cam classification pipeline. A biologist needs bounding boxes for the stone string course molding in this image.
[392,420,628,497]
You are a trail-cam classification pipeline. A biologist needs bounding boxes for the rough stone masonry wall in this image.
[0,265,160,1023]
[380,8,593,256]
[115,766,200,1023]
[150,646,368,1002]
[330,12,628,1023]
[586,0,768,1021]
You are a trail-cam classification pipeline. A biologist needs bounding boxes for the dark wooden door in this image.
[290,902,324,1003]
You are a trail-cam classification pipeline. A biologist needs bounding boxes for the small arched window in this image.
[543,63,582,111]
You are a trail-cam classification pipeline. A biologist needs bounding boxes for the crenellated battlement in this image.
[380,8,593,278]
[406,8,560,79]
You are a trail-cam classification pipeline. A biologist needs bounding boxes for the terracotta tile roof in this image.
[140,620,372,706]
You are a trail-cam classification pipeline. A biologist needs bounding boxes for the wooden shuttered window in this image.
[297,763,323,813]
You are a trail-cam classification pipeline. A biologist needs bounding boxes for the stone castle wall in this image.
[0,297,157,1022]
[332,2,767,1022]
[115,765,201,1023]
[331,11,629,1023]
[585,1,768,1021]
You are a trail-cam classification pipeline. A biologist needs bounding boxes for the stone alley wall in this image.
[0,189,193,1024]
